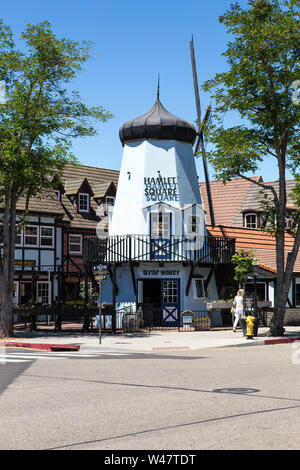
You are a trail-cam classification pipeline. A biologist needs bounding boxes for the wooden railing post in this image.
[83,235,235,266]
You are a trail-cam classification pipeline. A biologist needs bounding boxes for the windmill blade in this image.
[189,36,201,133]
[189,38,215,227]
[194,104,211,154]
[199,125,215,227]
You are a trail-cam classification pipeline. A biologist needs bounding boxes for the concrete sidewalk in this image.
[2,326,300,353]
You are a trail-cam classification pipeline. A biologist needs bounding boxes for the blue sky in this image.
[2,0,290,182]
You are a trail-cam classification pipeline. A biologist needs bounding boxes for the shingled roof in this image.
[62,164,119,186]
[199,177,262,226]
[207,225,300,274]
[16,189,65,216]
[92,181,115,199]
[60,164,119,231]
[201,176,300,274]
[234,179,297,226]
[14,164,119,231]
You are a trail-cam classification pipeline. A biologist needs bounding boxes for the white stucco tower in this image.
[100,91,230,330]
[109,92,205,238]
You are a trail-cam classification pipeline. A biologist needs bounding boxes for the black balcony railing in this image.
[83,234,235,267]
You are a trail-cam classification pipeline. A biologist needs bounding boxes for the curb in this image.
[1,341,80,352]
[233,336,300,348]
[264,336,300,346]
[1,335,300,354]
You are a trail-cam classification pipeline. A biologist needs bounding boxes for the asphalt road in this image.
[0,343,300,450]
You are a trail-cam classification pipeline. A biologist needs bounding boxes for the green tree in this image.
[203,0,300,336]
[0,21,112,337]
[232,250,257,287]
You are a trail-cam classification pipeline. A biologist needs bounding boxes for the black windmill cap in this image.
[119,91,196,146]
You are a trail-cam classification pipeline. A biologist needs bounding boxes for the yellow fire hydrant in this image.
[245,315,256,339]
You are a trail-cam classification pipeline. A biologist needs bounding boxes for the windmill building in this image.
[88,92,235,328]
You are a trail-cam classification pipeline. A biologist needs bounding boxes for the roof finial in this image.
[157,74,160,101]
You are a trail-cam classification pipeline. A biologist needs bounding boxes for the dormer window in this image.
[78,193,89,213]
[244,212,259,229]
[106,196,115,207]
[285,214,294,230]
[105,196,115,213]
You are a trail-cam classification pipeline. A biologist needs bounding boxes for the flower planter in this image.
[194,318,211,331]
[257,301,272,308]
[211,302,233,310]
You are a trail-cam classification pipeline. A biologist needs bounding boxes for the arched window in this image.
[244,212,258,229]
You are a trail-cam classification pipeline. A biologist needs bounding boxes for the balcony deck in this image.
[83,234,235,267]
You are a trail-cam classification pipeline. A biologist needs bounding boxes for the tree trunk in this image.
[0,185,16,338]
[267,153,300,336]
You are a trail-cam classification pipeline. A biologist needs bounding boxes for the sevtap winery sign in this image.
[144,176,179,202]
[143,269,180,276]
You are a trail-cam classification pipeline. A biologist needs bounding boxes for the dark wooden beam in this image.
[112,263,117,333]
[186,264,195,296]
[204,265,215,297]
[129,262,137,296]
[108,264,118,295]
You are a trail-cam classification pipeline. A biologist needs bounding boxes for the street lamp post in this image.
[99,278,102,345]
[93,264,109,345]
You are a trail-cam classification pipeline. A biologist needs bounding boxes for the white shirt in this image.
[234,295,243,311]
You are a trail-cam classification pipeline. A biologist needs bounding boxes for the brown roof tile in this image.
[64,178,85,195]
[91,181,114,199]
[15,164,120,230]
[60,164,119,231]
[234,179,297,225]
[207,225,300,273]
[16,189,65,216]
[199,177,262,226]
[62,164,119,186]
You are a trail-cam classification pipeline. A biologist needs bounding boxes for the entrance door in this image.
[140,278,180,327]
[20,282,32,305]
[142,278,162,327]
[162,279,180,327]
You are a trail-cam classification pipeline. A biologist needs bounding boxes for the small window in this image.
[15,227,23,246]
[40,227,54,247]
[105,196,115,214]
[244,213,258,229]
[78,193,89,212]
[188,215,201,234]
[69,234,82,254]
[151,212,170,238]
[54,190,61,201]
[24,226,39,246]
[285,217,294,230]
[106,196,115,207]
[193,278,207,299]
[37,281,50,305]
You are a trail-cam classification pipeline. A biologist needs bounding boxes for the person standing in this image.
[232,289,244,332]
